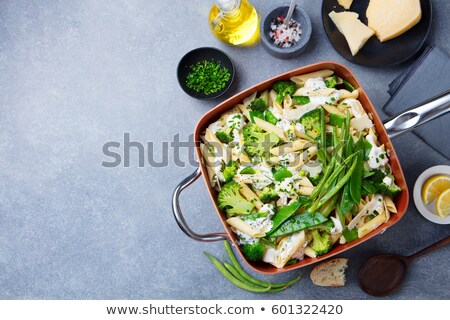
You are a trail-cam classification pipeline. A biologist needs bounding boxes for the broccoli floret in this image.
[243,124,279,158]
[223,160,239,183]
[362,170,401,197]
[218,181,254,217]
[243,124,265,140]
[300,108,322,138]
[216,130,233,144]
[260,185,278,203]
[378,182,401,197]
[242,242,265,262]
[310,229,333,256]
[250,97,268,112]
[273,81,296,104]
[308,173,323,186]
[325,75,337,88]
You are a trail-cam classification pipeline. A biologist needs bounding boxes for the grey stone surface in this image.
[0,0,449,299]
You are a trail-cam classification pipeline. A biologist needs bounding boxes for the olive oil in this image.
[209,0,260,46]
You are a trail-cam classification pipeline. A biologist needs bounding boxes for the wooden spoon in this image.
[358,235,450,296]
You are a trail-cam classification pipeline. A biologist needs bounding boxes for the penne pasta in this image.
[323,104,344,116]
[269,89,283,111]
[243,91,257,106]
[239,183,264,210]
[297,186,314,196]
[294,87,336,97]
[293,146,318,169]
[227,217,265,237]
[237,104,252,122]
[270,139,310,156]
[304,246,317,258]
[283,94,293,108]
[290,70,334,84]
[254,117,287,141]
[384,195,397,213]
[358,212,386,238]
[339,89,359,100]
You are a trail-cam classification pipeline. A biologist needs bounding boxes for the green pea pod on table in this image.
[269,212,328,238]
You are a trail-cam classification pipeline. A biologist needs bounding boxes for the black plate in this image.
[322,0,432,66]
[177,47,236,100]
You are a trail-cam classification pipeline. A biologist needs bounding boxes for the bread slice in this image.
[310,258,348,287]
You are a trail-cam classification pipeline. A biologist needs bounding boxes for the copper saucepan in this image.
[172,62,450,274]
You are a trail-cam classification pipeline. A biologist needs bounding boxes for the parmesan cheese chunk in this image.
[337,0,353,10]
[328,11,375,56]
[366,0,422,42]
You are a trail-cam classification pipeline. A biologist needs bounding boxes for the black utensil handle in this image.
[172,167,229,242]
[409,235,450,261]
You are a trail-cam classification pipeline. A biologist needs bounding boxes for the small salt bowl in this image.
[261,5,312,59]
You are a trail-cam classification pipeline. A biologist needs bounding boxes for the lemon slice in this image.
[436,189,450,218]
[421,175,450,205]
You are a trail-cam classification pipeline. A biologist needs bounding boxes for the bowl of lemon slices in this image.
[414,165,450,224]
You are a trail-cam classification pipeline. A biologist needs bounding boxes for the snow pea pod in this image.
[340,182,354,215]
[329,113,346,127]
[273,166,293,182]
[266,202,301,237]
[269,212,328,238]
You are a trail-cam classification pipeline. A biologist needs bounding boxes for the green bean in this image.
[204,253,271,293]
[321,195,338,217]
[312,153,356,210]
[224,241,271,288]
[319,108,328,165]
[223,262,263,287]
[223,241,302,290]
[349,135,364,203]
[314,156,358,210]
[310,158,336,199]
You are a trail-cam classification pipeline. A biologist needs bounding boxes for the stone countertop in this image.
[0,0,449,299]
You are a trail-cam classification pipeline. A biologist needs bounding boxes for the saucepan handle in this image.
[383,90,450,139]
[172,167,229,242]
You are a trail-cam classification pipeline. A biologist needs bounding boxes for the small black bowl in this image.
[261,5,312,59]
[177,47,236,100]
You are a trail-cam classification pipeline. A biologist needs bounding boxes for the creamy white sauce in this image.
[226,114,245,130]
[304,77,327,90]
[276,118,292,132]
[284,77,341,121]
[366,133,388,169]
[302,160,323,178]
[236,229,258,245]
[295,123,305,134]
[330,216,343,234]
[343,98,364,118]
[383,176,393,187]
[246,206,274,234]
